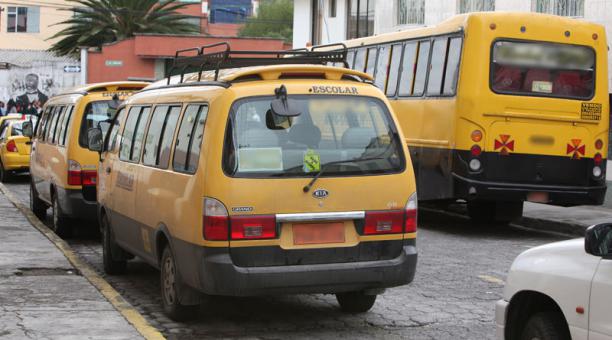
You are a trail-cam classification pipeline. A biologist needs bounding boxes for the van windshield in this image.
[224,96,405,177]
[491,40,595,99]
[78,100,116,147]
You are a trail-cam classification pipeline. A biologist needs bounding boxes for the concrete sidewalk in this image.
[0,190,146,339]
[521,202,612,236]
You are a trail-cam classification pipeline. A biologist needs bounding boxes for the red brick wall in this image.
[87,39,156,83]
[133,35,287,57]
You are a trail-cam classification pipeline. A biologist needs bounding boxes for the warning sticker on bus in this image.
[581,103,602,121]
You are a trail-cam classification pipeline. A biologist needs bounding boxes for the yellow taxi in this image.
[0,116,34,182]
[23,82,148,237]
[86,46,418,321]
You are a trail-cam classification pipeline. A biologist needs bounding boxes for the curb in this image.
[0,183,166,340]
[517,216,586,237]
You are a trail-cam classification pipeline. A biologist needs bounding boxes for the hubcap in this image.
[163,255,176,305]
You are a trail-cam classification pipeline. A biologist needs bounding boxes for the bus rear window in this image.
[491,40,595,99]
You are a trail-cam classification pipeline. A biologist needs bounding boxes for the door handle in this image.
[105,167,111,174]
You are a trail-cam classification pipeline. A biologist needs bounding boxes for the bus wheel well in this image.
[506,290,570,340]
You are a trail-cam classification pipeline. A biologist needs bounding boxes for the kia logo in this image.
[312,189,329,199]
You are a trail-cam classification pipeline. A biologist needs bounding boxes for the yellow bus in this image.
[331,12,609,222]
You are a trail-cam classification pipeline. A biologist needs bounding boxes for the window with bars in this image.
[458,0,495,13]
[532,0,584,17]
[7,6,40,33]
[397,0,425,25]
[347,0,375,39]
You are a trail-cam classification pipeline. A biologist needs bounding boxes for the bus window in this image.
[374,45,391,90]
[398,42,418,96]
[354,48,367,72]
[426,38,448,96]
[346,50,356,69]
[491,40,595,99]
[413,40,431,96]
[365,47,378,76]
[386,44,403,96]
[443,37,462,95]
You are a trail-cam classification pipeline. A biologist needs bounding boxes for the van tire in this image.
[102,215,127,275]
[0,160,10,183]
[520,312,570,340]
[336,291,377,313]
[30,183,47,220]
[160,246,198,321]
[51,194,72,239]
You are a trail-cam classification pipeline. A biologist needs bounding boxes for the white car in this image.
[496,223,612,340]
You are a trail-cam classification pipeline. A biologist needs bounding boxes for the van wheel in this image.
[102,215,126,275]
[0,161,10,183]
[160,246,198,321]
[30,183,47,220]
[520,312,570,340]
[51,194,72,238]
[467,200,523,224]
[336,291,377,313]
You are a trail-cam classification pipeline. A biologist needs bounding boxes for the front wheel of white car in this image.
[521,312,570,340]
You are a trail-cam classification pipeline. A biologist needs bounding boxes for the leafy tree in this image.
[238,0,293,43]
[49,0,200,56]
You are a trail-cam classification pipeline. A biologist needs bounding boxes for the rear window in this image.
[79,100,117,147]
[223,96,405,178]
[491,40,595,99]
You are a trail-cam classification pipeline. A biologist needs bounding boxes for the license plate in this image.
[293,222,345,245]
[527,192,549,203]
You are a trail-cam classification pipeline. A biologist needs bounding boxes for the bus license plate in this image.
[527,192,549,203]
[293,223,345,245]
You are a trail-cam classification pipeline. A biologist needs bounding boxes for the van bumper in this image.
[195,242,417,296]
[453,173,607,206]
[56,187,98,221]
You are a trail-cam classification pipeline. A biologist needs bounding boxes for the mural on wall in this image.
[13,73,50,106]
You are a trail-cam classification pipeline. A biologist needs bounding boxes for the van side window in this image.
[58,106,74,146]
[365,47,378,77]
[131,107,151,163]
[120,106,149,162]
[51,106,66,144]
[443,37,462,95]
[412,40,431,96]
[173,104,208,173]
[398,42,418,96]
[55,106,68,146]
[106,108,124,152]
[426,37,449,96]
[45,106,60,143]
[386,44,403,97]
[35,107,49,138]
[374,44,391,91]
[157,106,181,168]
[143,105,180,168]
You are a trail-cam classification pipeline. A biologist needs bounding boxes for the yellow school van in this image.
[86,46,418,320]
[0,117,33,182]
[24,82,148,237]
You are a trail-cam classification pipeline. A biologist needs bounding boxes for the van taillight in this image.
[203,197,229,241]
[230,215,276,239]
[364,210,404,234]
[67,160,82,186]
[6,140,17,152]
[405,192,418,233]
[81,171,97,186]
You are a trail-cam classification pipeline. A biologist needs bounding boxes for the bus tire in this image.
[336,291,377,313]
[160,246,198,321]
[102,215,127,275]
[467,200,496,222]
[467,200,523,223]
[51,193,72,239]
[30,182,47,220]
[495,201,523,223]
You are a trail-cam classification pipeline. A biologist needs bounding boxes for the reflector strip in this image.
[566,139,585,159]
[494,134,514,155]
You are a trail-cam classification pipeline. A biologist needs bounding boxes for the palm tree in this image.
[49,0,200,56]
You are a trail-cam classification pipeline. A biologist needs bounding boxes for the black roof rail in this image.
[166,43,348,85]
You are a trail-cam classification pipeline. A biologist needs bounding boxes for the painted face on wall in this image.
[25,74,39,92]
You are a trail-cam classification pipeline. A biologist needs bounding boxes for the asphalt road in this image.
[5,176,566,340]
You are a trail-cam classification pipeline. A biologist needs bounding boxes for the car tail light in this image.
[67,160,82,186]
[6,140,17,153]
[364,210,404,234]
[470,145,482,157]
[471,130,483,142]
[594,153,603,166]
[203,197,229,241]
[81,170,97,186]
[595,139,604,150]
[405,192,418,233]
[230,215,276,240]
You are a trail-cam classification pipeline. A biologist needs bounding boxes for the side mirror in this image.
[585,223,612,258]
[87,127,103,152]
[22,121,33,138]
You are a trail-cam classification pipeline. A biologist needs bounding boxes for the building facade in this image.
[293,0,612,86]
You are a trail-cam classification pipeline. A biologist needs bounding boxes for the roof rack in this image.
[166,42,348,85]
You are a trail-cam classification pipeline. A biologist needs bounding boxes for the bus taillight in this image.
[595,139,603,150]
[594,153,603,165]
[471,130,483,142]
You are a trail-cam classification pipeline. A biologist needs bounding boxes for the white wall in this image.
[293,0,312,48]
[320,0,348,45]
[584,0,612,90]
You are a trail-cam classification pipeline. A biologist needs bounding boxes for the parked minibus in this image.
[86,46,418,320]
[327,12,609,222]
[24,82,148,237]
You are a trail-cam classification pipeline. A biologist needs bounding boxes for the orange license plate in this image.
[527,192,549,203]
[293,222,345,245]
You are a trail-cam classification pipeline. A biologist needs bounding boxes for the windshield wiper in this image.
[302,156,386,193]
